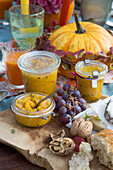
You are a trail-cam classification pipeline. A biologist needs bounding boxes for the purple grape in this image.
[57,88,64,96]
[62,93,69,101]
[73,90,81,98]
[55,103,60,111]
[67,110,74,117]
[78,98,86,105]
[80,104,87,111]
[66,100,71,107]
[59,106,67,116]
[60,114,71,124]
[58,99,66,107]
[54,95,62,102]
[74,100,78,106]
[63,83,71,91]
[67,90,73,95]
[74,105,82,114]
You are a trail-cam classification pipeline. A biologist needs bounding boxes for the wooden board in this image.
[0,95,110,170]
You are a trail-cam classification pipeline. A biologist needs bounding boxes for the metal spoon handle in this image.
[35,89,58,108]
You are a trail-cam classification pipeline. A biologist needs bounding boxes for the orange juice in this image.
[5,52,25,86]
[1,40,33,89]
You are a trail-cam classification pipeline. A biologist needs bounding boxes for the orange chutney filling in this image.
[22,57,57,95]
[81,64,103,74]
[16,94,50,114]
[77,64,104,102]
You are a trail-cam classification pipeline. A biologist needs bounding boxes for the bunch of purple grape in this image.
[55,83,87,125]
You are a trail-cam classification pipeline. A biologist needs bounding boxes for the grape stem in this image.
[72,97,76,116]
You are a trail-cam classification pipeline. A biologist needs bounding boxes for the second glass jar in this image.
[75,60,108,102]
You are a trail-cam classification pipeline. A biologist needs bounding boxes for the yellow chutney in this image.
[18,51,61,95]
[11,93,55,127]
[75,60,108,102]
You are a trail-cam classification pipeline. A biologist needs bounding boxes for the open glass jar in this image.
[18,51,61,95]
[75,60,108,102]
[11,92,55,127]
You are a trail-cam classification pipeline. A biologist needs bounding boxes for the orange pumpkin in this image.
[48,14,113,78]
[44,0,75,28]
[49,17,113,54]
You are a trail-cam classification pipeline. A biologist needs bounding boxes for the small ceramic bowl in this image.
[11,92,55,127]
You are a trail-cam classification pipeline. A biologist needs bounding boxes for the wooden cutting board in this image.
[0,95,110,170]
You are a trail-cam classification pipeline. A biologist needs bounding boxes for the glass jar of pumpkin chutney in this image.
[18,51,61,95]
[75,60,108,102]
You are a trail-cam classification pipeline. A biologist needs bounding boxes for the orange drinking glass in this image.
[1,40,33,89]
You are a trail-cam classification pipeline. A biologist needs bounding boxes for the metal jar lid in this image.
[75,60,108,79]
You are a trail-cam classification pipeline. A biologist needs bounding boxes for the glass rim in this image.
[75,60,108,77]
[11,92,55,118]
[1,40,33,53]
[9,4,45,17]
[18,51,61,74]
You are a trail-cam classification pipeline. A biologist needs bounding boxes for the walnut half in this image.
[49,130,75,155]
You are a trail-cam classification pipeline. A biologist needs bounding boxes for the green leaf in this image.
[110,63,113,70]
[11,129,16,134]
[85,113,91,119]
[95,116,101,120]
[78,51,85,59]
[54,25,61,30]
[62,63,69,70]
[85,113,101,120]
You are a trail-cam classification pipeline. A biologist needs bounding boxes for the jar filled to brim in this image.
[18,51,61,95]
[75,60,108,102]
[11,92,56,127]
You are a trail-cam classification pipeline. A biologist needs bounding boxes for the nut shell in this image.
[70,117,93,139]
[49,137,75,155]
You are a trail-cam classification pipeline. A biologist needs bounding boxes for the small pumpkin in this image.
[48,14,113,78]
[49,15,113,54]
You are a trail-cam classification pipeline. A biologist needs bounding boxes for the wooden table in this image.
[0,95,109,169]
[0,143,45,169]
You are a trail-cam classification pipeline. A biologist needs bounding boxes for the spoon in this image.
[0,91,8,102]
[34,89,58,109]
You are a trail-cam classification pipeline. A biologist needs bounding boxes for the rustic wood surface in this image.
[0,95,109,170]
[0,143,45,170]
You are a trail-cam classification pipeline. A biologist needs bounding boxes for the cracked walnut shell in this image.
[49,130,75,155]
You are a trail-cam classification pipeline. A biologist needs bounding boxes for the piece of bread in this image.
[89,129,113,169]
[69,142,93,170]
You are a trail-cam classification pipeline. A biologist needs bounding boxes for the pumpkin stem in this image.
[74,13,86,34]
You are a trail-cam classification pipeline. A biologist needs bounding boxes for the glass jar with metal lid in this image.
[18,51,61,95]
[75,60,108,102]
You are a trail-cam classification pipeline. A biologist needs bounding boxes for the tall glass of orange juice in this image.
[1,40,33,89]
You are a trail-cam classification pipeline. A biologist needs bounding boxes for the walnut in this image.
[49,130,75,155]
[70,117,93,139]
